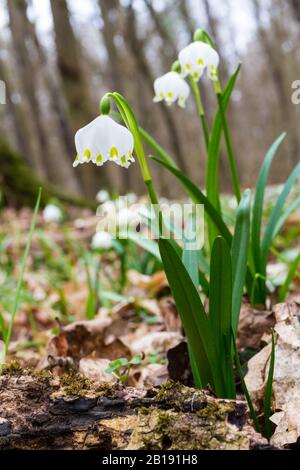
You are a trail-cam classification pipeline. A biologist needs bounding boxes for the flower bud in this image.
[193,28,215,49]
[99,94,111,115]
[171,60,181,73]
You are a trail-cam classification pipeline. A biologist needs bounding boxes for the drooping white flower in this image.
[178,41,219,82]
[43,204,62,223]
[206,46,220,81]
[74,115,135,169]
[91,231,113,250]
[96,189,110,204]
[153,71,190,108]
[126,192,137,205]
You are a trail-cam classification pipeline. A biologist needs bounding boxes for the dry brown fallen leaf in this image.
[129,330,183,356]
[38,316,131,372]
[127,270,168,297]
[245,301,300,446]
[79,358,117,383]
[237,302,275,350]
[158,296,182,332]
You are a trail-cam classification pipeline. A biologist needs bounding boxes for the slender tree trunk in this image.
[97,0,125,94]
[144,0,178,65]
[0,55,32,165]
[17,0,82,194]
[289,0,300,23]
[252,0,299,165]
[7,0,50,178]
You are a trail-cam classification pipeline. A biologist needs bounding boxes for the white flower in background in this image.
[74,115,135,169]
[117,207,139,229]
[126,192,137,205]
[102,200,116,213]
[96,189,110,204]
[43,204,62,223]
[91,231,113,250]
[178,41,219,82]
[153,71,190,108]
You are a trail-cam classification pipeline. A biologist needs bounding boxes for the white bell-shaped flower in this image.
[43,204,63,223]
[178,41,219,82]
[91,231,113,250]
[153,71,190,108]
[206,47,220,81]
[96,189,110,204]
[74,115,135,169]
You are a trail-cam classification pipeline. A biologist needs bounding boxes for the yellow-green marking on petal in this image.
[84,149,91,159]
[96,154,103,164]
[110,147,119,159]
[120,155,127,166]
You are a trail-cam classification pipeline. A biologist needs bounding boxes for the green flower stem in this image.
[145,178,163,236]
[214,80,241,203]
[189,78,210,152]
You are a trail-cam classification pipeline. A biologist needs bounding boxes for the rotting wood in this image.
[0,368,270,450]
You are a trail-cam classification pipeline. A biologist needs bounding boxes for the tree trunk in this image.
[17,0,82,194]
[0,370,269,450]
[6,0,49,177]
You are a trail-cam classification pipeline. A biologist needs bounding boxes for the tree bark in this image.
[6,0,50,177]
[0,370,269,450]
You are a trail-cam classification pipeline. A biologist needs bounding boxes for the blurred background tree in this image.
[0,0,299,199]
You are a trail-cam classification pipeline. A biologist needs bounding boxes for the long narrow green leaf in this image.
[159,238,211,387]
[2,188,42,364]
[206,65,241,224]
[231,189,251,337]
[182,215,203,389]
[262,160,300,268]
[182,214,199,288]
[152,156,232,245]
[209,237,235,398]
[159,238,225,394]
[251,133,287,274]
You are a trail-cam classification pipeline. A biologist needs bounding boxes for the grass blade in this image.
[264,330,276,439]
[159,238,222,392]
[2,187,42,363]
[278,252,300,302]
[233,333,260,433]
[273,195,300,238]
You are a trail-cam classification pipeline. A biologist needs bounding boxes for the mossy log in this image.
[0,368,269,450]
[0,140,96,209]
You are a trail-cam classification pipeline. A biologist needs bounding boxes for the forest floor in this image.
[0,190,300,450]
